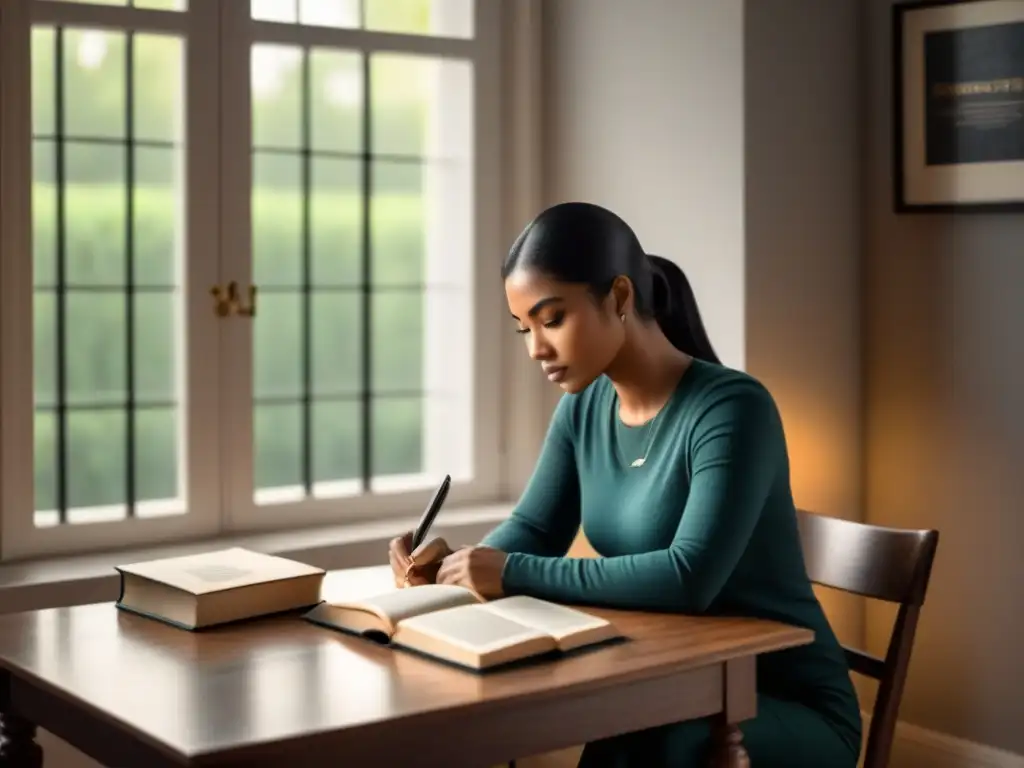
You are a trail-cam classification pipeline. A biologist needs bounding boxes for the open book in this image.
[304,584,622,671]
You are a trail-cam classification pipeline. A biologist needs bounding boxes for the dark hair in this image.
[502,202,721,364]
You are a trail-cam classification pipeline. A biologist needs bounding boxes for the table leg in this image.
[708,657,755,768]
[711,724,749,768]
[0,713,43,768]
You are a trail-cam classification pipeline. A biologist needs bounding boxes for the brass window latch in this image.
[210,281,257,317]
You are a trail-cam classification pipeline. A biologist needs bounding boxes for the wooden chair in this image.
[796,510,939,768]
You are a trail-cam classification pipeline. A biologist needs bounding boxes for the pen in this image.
[410,473,451,552]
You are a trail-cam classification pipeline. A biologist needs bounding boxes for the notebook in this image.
[304,583,622,671]
[115,547,326,630]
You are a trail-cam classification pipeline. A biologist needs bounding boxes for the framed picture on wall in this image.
[893,0,1024,212]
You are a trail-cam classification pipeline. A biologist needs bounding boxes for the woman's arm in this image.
[480,396,581,557]
[499,381,783,613]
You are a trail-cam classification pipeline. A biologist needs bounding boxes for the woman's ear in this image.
[609,276,634,319]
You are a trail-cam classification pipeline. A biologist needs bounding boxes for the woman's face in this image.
[504,268,626,394]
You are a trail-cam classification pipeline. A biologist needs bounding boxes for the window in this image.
[0,0,504,559]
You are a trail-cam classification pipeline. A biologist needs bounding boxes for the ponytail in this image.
[646,255,721,364]
[499,202,721,364]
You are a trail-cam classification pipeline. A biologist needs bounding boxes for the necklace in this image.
[615,406,667,468]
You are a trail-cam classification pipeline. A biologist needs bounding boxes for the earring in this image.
[619,313,626,323]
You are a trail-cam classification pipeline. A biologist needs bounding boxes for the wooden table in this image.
[0,566,813,767]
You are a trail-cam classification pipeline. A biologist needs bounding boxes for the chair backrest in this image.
[796,509,939,768]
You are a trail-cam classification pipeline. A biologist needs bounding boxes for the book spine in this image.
[114,567,126,605]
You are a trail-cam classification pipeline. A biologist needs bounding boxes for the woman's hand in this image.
[436,546,508,599]
[388,533,453,588]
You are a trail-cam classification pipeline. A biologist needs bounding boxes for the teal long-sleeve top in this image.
[482,359,862,757]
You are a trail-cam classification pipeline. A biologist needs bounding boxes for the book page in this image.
[396,604,551,654]
[481,596,612,642]
[333,584,481,626]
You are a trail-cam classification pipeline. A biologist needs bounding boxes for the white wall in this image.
[541,0,747,372]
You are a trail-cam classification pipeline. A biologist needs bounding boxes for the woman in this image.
[388,202,862,767]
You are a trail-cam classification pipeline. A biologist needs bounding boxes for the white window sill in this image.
[0,503,512,614]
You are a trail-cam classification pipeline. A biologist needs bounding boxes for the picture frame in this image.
[893,0,1024,212]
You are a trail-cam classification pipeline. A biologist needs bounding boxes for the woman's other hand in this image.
[388,533,452,588]
[436,546,508,599]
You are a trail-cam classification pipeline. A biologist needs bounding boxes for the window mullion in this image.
[124,27,136,519]
[183,0,229,539]
[216,0,257,532]
[30,2,189,34]
[300,48,314,495]
[248,20,479,57]
[359,49,372,492]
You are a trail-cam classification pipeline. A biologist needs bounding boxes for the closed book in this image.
[115,547,325,630]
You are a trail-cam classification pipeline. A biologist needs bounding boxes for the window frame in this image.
[0,0,226,559]
[0,0,524,561]
[217,0,506,535]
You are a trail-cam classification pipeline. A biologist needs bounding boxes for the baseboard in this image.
[865,713,1024,768]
